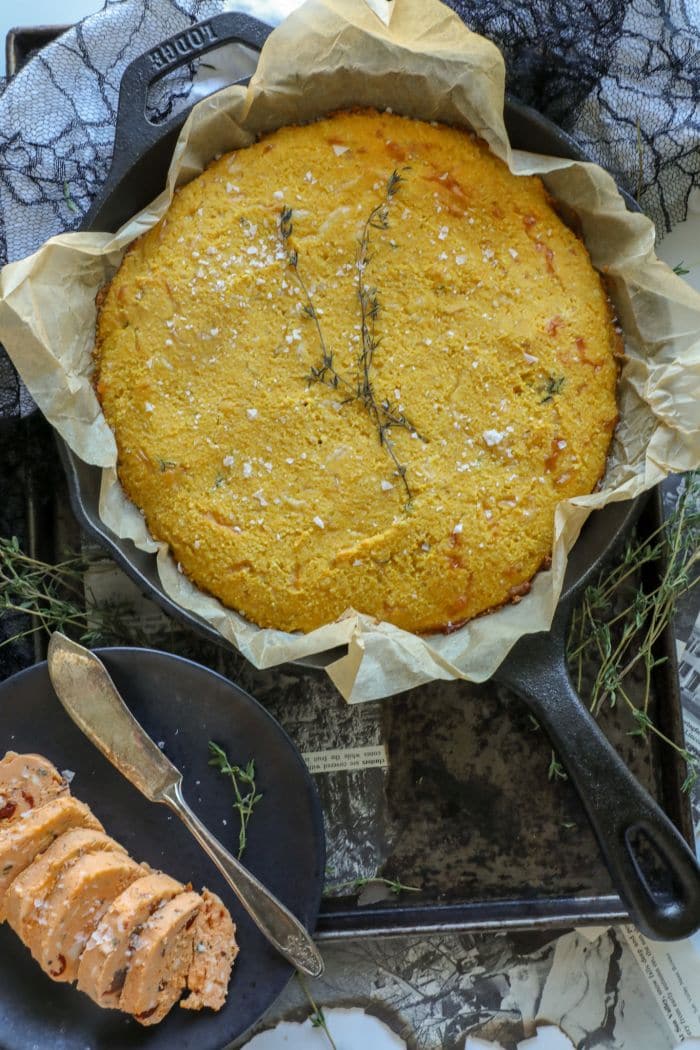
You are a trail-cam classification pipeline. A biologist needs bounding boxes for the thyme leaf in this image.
[548,753,568,782]
[63,181,78,214]
[539,375,565,403]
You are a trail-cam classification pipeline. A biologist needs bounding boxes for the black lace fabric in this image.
[449,0,626,126]
[448,0,700,231]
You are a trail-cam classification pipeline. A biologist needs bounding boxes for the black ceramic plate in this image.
[0,648,325,1050]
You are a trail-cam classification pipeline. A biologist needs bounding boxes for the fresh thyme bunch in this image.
[0,537,131,649]
[566,474,699,791]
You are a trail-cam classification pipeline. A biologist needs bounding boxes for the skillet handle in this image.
[498,626,700,941]
[86,11,272,225]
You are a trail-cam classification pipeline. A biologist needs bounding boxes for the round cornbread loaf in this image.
[95,109,619,634]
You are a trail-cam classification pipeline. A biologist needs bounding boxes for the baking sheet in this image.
[1,0,699,701]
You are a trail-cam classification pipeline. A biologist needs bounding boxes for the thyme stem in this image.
[324,875,420,896]
[296,974,338,1050]
[354,169,421,506]
[208,741,263,859]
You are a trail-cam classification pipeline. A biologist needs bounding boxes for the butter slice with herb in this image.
[77,870,184,1007]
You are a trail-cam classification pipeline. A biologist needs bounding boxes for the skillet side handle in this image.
[85,11,272,225]
[498,628,700,941]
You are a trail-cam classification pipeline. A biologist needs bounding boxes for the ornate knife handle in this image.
[160,780,324,977]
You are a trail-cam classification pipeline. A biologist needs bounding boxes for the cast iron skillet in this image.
[61,11,700,940]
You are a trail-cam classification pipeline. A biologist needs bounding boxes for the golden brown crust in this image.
[95,108,618,635]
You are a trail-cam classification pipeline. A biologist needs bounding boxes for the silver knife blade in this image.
[47,632,180,802]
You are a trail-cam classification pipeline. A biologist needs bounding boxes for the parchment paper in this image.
[1,0,699,702]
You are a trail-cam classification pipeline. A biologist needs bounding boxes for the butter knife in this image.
[46,631,324,978]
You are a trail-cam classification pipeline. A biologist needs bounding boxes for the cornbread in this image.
[95,109,619,634]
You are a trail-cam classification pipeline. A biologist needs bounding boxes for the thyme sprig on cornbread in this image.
[354,167,425,507]
[539,375,566,403]
[279,204,341,390]
[279,169,423,507]
[93,108,619,634]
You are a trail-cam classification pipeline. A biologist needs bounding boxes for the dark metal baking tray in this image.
[1,24,695,940]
